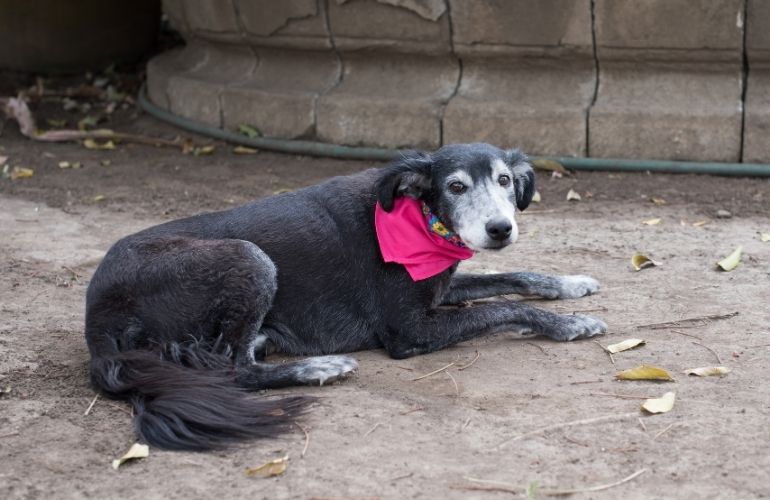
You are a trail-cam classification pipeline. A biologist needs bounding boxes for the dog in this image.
[85,143,607,450]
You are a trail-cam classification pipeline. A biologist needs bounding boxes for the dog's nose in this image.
[485,219,512,241]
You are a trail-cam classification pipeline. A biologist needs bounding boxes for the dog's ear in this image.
[376,151,433,212]
[507,149,536,212]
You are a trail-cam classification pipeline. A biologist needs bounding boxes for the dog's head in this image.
[377,143,535,251]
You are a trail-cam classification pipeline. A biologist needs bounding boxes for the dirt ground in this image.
[2,78,770,500]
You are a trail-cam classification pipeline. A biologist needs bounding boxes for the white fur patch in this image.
[557,275,600,299]
[295,355,359,386]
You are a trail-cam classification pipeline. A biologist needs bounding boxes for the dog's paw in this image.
[556,275,600,299]
[546,314,607,341]
[296,355,359,386]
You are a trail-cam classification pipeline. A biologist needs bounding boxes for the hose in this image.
[138,85,770,176]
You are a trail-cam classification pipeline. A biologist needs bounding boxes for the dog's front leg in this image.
[441,272,600,304]
[382,301,606,359]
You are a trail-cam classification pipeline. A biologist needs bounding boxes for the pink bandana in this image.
[375,197,475,281]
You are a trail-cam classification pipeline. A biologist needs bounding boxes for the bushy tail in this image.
[89,342,312,451]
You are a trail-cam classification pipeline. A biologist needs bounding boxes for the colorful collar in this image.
[421,201,466,248]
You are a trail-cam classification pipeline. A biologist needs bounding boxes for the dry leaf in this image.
[46,118,67,128]
[0,155,9,166]
[642,218,661,226]
[193,145,216,156]
[566,189,581,201]
[245,456,288,477]
[239,124,261,138]
[10,167,34,180]
[684,366,731,377]
[531,190,541,203]
[83,138,115,150]
[233,145,258,155]
[93,194,106,202]
[641,391,676,414]
[616,365,673,381]
[716,246,742,272]
[112,443,149,470]
[531,158,568,175]
[693,220,709,227]
[759,233,770,243]
[100,160,111,167]
[631,253,660,271]
[650,197,666,205]
[607,338,646,354]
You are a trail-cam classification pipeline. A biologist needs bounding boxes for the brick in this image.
[316,54,458,149]
[146,42,210,109]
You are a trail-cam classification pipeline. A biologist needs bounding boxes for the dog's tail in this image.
[89,342,312,451]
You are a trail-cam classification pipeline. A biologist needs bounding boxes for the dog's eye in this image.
[448,182,467,194]
[498,175,511,187]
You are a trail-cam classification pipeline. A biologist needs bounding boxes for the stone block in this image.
[450,0,592,57]
[316,54,459,149]
[743,0,770,162]
[234,0,331,50]
[589,63,742,161]
[443,59,594,156]
[328,0,451,54]
[184,0,239,34]
[221,49,340,139]
[165,43,257,127]
[146,42,209,109]
[594,0,743,60]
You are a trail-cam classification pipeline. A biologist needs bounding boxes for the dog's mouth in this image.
[479,240,512,251]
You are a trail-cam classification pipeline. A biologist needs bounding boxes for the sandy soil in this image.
[2,90,770,500]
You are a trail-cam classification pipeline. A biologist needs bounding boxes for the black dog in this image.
[85,143,606,450]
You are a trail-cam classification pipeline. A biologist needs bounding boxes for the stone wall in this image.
[148,0,766,162]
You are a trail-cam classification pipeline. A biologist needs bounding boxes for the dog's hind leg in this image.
[441,272,600,304]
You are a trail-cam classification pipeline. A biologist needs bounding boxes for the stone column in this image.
[443,0,596,157]
[744,0,770,162]
[590,0,745,162]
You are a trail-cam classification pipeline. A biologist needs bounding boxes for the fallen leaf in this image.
[566,189,581,201]
[245,456,288,477]
[0,155,8,166]
[78,115,99,131]
[607,338,646,354]
[631,253,660,271]
[616,365,673,381]
[759,233,770,243]
[0,385,11,396]
[641,391,676,414]
[531,158,568,175]
[238,124,261,138]
[83,138,116,150]
[193,145,216,156]
[684,366,731,377]
[531,190,541,203]
[693,220,709,227]
[10,167,34,180]
[233,145,258,155]
[642,218,661,226]
[58,161,71,168]
[716,246,742,272]
[93,194,106,202]
[650,197,666,205]
[46,118,67,128]
[100,159,111,167]
[62,97,78,111]
[111,443,149,470]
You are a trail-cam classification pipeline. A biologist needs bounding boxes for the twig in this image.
[653,423,675,440]
[399,405,424,415]
[526,342,548,356]
[411,360,457,381]
[590,392,654,400]
[454,469,647,497]
[563,434,590,447]
[593,340,615,366]
[363,422,381,437]
[456,351,480,371]
[461,417,471,430]
[0,431,20,438]
[103,401,132,416]
[496,412,637,449]
[570,379,603,385]
[295,422,310,458]
[445,370,459,397]
[670,329,702,340]
[638,418,647,432]
[635,312,739,330]
[692,341,723,364]
[743,343,770,348]
[389,472,413,482]
[395,365,414,371]
[83,394,99,416]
